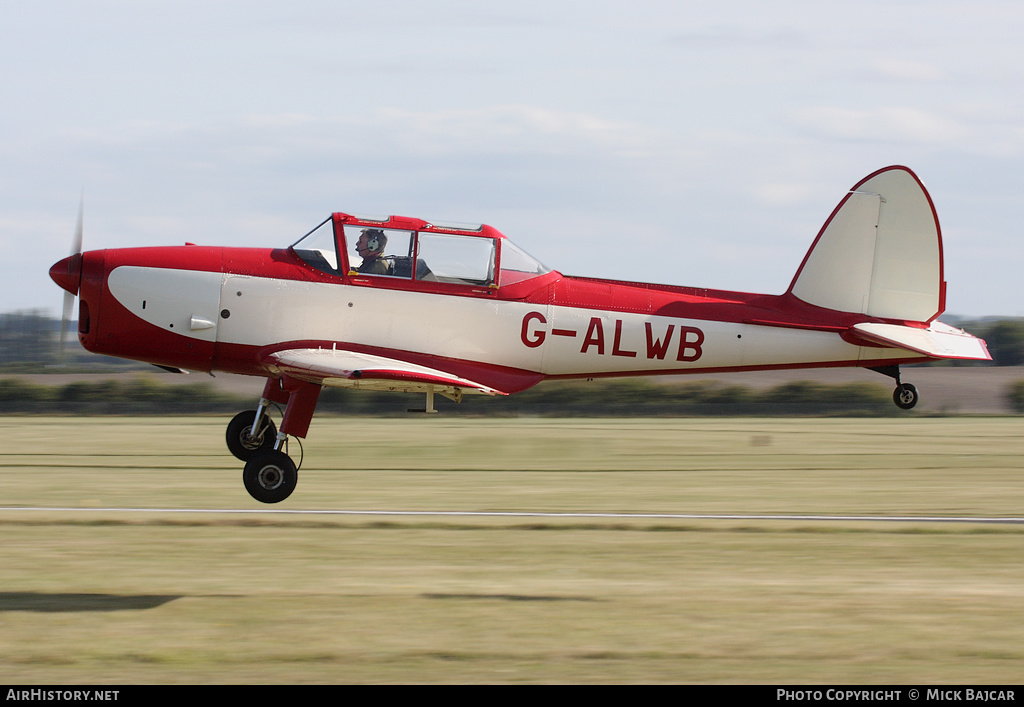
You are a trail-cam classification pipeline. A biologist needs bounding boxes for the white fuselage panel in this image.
[109,267,919,376]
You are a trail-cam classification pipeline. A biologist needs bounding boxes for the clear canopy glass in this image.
[292,217,552,287]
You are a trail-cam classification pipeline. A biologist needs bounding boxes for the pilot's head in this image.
[356,229,387,260]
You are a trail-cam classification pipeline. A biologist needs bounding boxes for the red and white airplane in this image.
[49,165,990,503]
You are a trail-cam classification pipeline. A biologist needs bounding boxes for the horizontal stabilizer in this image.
[851,322,991,361]
[261,347,508,395]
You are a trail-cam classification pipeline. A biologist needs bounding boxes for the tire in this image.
[226,410,277,461]
[243,450,298,504]
[893,383,918,410]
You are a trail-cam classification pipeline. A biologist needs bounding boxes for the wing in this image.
[851,321,991,361]
[259,347,508,396]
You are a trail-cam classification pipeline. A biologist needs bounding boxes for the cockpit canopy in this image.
[291,214,550,290]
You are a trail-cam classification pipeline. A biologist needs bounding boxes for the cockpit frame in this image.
[290,212,556,299]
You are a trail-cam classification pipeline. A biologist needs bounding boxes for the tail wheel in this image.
[226,410,277,461]
[893,383,919,410]
[243,450,297,504]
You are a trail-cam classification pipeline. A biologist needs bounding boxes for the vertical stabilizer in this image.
[788,166,944,323]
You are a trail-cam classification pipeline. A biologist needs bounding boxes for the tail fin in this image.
[787,166,944,323]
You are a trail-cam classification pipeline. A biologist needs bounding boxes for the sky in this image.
[2,0,1022,318]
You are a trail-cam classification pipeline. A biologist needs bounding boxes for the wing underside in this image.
[260,347,508,396]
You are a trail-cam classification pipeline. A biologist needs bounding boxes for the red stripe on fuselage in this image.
[523,276,899,331]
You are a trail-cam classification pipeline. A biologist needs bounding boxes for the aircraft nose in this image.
[49,253,82,296]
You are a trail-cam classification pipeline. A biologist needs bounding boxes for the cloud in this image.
[752,182,817,207]
[667,26,808,50]
[50,106,656,168]
[793,106,966,144]
[364,105,657,158]
[870,60,945,83]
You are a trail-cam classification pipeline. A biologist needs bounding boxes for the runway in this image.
[2,506,1023,525]
[5,417,1023,683]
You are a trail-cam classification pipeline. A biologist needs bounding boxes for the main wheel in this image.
[226,410,277,461]
[243,450,297,504]
[893,383,919,410]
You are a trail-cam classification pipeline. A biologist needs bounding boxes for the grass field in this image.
[2,415,1023,683]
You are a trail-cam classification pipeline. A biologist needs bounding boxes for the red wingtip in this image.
[49,253,82,296]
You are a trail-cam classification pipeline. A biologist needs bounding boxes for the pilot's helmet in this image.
[360,229,387,256]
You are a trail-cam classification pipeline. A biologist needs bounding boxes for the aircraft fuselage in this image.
[69,243,925,396]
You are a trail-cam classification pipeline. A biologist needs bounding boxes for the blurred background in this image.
[3,1,1023,415]
[3,1,1023,317]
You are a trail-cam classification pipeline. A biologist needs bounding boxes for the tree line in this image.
[4,375,1024,416]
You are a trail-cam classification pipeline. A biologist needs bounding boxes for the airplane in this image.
[49,165,990,503]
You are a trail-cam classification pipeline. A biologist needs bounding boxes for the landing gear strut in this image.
[870,365,919,410]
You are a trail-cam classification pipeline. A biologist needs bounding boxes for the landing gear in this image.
[229,377,321,503]
[229,405,298,503]
[225,410,278,461]
[871,365,919,410]
[243,449,297,504]
[893,383,919,410]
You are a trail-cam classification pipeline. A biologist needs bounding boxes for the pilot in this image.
[355,229,390,275]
